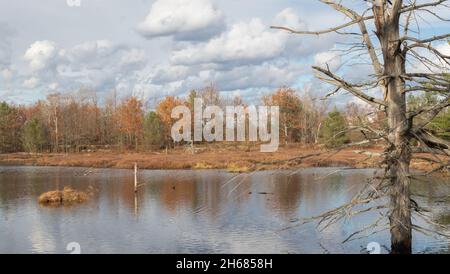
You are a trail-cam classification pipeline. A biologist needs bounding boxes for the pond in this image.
[0,166,449,254]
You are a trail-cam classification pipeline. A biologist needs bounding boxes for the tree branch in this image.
[313,66,387,107]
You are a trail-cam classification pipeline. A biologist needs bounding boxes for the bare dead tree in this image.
[272,0,450,254]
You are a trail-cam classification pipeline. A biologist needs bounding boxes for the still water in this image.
[0,166,449,254]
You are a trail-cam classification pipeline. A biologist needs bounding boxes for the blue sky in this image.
[0,0,448,106]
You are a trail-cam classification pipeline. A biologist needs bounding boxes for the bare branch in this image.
[313,66,387,106]
[270,18,370,35]
[403,33,450,44]
[408,95,450,120]
[401,0,449,14]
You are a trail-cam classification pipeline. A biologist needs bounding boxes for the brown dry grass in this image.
[192,162,215,169]
[0,144,446,174]
[38,187,90,206]
[227,162,253,173]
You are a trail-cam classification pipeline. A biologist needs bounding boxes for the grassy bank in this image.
[0,144,445,174]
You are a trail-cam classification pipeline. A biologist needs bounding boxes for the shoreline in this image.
[0,145,445,174]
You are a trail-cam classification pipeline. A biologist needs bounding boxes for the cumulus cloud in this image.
[169,8,337,68]
[151,65,191,85]
[3,0,449,106]
[204,61,306,91]
[0,43,11,69]
[60,42,146,91]
[48,82,59,90]
[435,42,450,70]
[171,18,289,65]
[0,22,14,81]
[23,77,40,89]
[141,8,339,102]
[314,50,341,71]
[62,40,114,64]
[4,5,341,104]
[1,68,12,82]
[144,58,307,101]
[407,41,450,74]
[24,40,58,72]
[137,0,224,41]
[119,48,146,68]
[436,42,450,55]
[273,8,306,30]
[20,39,147,93]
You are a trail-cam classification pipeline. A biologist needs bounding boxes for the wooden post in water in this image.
[134,162,138,193]
[133,162,138,216]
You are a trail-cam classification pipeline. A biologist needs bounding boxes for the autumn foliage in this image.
[156,96,183,147]
[0,85,409,154]
[117,97,143,150]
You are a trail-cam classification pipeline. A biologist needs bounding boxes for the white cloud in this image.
[119,48,146,67]
[19,39,147,94]
[62,40,117,65]
[273,8,306,30]
[48,82,59,90]
[408,42,450,73]
[61,40,146,71]
[169,8,337,68]
[141,8,338,102]
[2,0,449,106]
[314,50,341,71]
[0,23,14,87]
[436,42,450,55]
[5,5,340,104]
[1,68,13,82]
[137,0,224,40]
[209,60,305,91]
[23,77,40,89]
[171,18,289,65]
[24,40,57,72]
[145,58,307,100]
[436,42,450,70]
[151,65,190,85]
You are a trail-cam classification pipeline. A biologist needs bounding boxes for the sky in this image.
[0,0,449,107]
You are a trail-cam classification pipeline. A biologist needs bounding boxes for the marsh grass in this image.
[227,163,253,173]
[193,162,215,169]
[38,186,91,206]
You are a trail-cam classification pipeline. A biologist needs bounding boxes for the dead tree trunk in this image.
[385,69,413,253]
[272,0,450,254]
[376,3,412,253]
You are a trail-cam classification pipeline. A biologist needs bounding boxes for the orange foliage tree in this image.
[117,97,143,150]
[263,87,303,144]
[156,96,184,149]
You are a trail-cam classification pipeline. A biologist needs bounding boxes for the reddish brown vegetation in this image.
[38,187,90,206]
[1,145,445,174]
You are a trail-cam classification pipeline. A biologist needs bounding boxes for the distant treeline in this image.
[0,85,448,153]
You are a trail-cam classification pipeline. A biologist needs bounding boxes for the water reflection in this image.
[0,166,449,254]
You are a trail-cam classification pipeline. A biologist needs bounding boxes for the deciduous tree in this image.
[117,97,143,150]
[156,96,183,149]
[263,87,303,144]
[21,117,48,153]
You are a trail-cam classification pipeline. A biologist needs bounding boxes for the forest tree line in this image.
[0,85,448,153]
